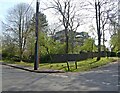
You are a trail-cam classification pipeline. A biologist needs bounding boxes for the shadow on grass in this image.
[89,60,98,65]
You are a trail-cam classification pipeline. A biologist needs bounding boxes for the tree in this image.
[25,12,49,60]
[2,3,34,61]
[31,12,48,34]
[84,0,117,60]
[110,32,120,52]
[108,2,120,52]
[68,32,90,53]
[95,1,101,61]
[46,0,83,54]
[25,11,66,62]
[0,35,2,54]
[80,38,97,52]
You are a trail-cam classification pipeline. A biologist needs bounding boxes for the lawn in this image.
[38,57,118,72]
[0,57,119,72]
[0,49,1,54]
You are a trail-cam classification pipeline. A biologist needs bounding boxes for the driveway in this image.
[1,61,119,91]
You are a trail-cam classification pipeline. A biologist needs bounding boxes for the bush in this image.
[11,56,20,62]
[110,52,116,57]
[117,51,120,57]
[40,54,51,63]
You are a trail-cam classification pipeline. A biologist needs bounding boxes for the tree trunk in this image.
[20,50,23,62]
[66,35,69,54]
[103,29,106,57]
[95,1,101,61]
[65,27,69,71]
[65,27,69,54]
[19,16,23,62]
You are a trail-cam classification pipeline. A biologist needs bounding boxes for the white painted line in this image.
[49,74,68,78]
[102,82,111,85]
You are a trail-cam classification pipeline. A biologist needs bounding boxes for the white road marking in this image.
[102,82,111,85]
[49,74,68,78]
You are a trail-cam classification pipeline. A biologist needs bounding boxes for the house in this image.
[53,30,66,42]
[53,30,89,45]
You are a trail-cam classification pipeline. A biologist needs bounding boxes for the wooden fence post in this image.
[75,61,77,69]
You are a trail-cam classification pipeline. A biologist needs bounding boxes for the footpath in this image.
[1,62,65,73]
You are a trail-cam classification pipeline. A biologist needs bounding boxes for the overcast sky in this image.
[0,0,35,35]
[0,0,88,35]
[0,0,115,49]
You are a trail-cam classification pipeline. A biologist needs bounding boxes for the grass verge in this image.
[0,57,119,72]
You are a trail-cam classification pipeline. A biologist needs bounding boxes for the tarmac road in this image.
[1,61,119,91]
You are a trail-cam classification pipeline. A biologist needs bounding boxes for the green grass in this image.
[0,57,119,72]
[39,57,118,72]
[0,51,1,54]
[0,59,33,67]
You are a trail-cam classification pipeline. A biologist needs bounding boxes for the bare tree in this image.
[84,0,117,60]
[48,23,62,37]
[3,3,34,61]
[45,0,83,54]
[108,1,120,51]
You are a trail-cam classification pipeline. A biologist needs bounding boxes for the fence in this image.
[2,51,117,63]
[49,52,107,63]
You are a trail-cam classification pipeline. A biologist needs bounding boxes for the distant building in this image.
[75,31,90,46]
[52,30,89,45]
[52,30,66,42]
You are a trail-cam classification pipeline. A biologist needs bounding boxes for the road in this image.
[1,62,119,91]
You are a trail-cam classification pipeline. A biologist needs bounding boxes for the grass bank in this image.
[0,57,118,72]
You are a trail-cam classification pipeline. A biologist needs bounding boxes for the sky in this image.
[0,0,87,35]
[0,0,36,35]
[0,0,113,49]
[0,0,37,20]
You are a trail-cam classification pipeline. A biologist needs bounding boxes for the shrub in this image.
[110,52,116,57]
[40,54,51,63]
[117,51,120,57]
[11,56,20,62]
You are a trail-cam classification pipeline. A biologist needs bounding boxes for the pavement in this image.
[1,61,119,91]
[1,62,65,73]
